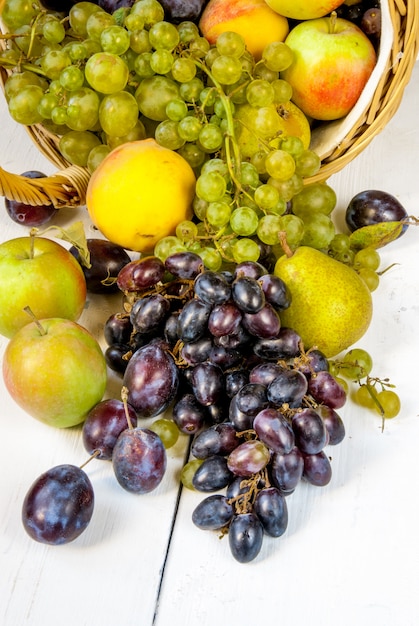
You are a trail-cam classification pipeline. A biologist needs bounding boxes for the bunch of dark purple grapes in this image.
[104,251,347,563]
[336,0,381,45]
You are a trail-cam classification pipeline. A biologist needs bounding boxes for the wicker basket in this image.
[1,0,418,208]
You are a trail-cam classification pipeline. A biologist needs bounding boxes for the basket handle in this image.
[0,164,90,208]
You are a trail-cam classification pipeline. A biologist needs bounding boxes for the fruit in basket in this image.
[4,171,58,227]
[264,0,345,20]
[199,0,289,60]
[0,236,86,338]
[281,15,377,121]
[3,317,107,428]
[274,246,373,357]
[86,139,196,253]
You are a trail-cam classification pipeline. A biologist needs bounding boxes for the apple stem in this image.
[23,305,47,335]
[278,231,294,258]
[29,228,37,259]
[329,11,337,34]
[121,385,134,429]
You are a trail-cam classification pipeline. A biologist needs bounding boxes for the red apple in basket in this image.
[0,236,86,338]
[2,317,107,428]
[281,15,377,121]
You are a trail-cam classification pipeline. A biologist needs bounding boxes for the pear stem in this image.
[23,305,47,335]
[278,231,294,258]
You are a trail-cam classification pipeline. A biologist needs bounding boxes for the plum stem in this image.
[121,385,134,429]
[80,450,101,469]
[23,305,47,335]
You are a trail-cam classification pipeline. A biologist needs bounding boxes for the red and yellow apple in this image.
[3,317,107,428]
[199,0,289,60]
[281,16,377,121]
[264,0,345,20]
[0,236,86,338]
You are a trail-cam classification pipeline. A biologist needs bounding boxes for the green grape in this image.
[301,213,335,250]
[1,0,40,31]
[269,199,287,216]
[165,98,188,121]
[354,384,376,409]
[257,214,282,245]
[150,49,174,74]
[215,31,246,58]
[213,96,235,119]
[176,20,200,44]
[106,120,147,149]
[250,151,267,175]
[198,124,223,152]
[42,18,66,44]
[177,143,206,169]
[230,207,259,236]
[354,247,381,271]
[130,29,151,54]
[188,36,210,59]
[41,49,72,80]
[245,79,274,108]
[177,115,202,142]
[148,20,180,50]
[340,348,373,380]
[66,87,100,131]
[268,173,304,202]
[253,61,278,82]
[329,233,351,255]
[254,183,280,211]
[8,85,44,125]
[135,75,180,121]
[85,52,129,94]
[252,105,282,137]
[232,238,260,263]
[179,77,204,103]
[148,418,180,449]
[204,47,220,69]
[82,38,102,57]
[69,2,103,38]
[196,172,227,202]
[4,71,44,101]
[201,158,229,180]
[193,197,208,220]
[265,149,296,181]
[206,201,232,227]
[280,135,304,158]
[239,162,260,188]
[37,93,59,119]
[99,90,139,136]
[277,214,305,247]
[199,247,222,271]
[86,11,115,41]
[59,130,102,166]
[271,78,293,103]
[51,105,69,126]
[124,13,144,31]
[87,144,111,172]
[100,25,130,55]
[134,52,155,77]
[225,76,249,104]
[358,268,380,292]
[291,182,337,217]
[375,390,401,419]
[176,220,198,242]
[262,41,294,72]
[154,119,185,150]
[131,0,165,27]
[10,25,42,57]
[59,66,85,92]
[199,87,217,109]
[211,55,243,85]
[180,459,203,489]
[154,236,186,261]
[65,42,88,62]
[294,149,321,178]
[171,57,196,83]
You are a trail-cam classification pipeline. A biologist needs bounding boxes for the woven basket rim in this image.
[1,0,419,204]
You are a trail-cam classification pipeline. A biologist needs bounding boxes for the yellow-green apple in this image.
[2,317,107,428]
[264,0,345,20]
[0,236,86,338]
[281,15,377,121]
[199,0,289,60]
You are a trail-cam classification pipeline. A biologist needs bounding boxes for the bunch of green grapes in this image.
[1,0,332,267]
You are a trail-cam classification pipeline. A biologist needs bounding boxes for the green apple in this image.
[264,0,345,20]
[281,15,377,121]
[2,317,107,428]
[0,236,87,338]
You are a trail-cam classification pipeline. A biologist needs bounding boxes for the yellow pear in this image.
[274,246,373,357]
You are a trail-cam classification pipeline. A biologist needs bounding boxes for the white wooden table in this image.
[1,61,419,626]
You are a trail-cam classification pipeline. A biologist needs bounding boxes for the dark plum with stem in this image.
[69,239,131,294]
[82,398,138,460]
[5,171,57,227]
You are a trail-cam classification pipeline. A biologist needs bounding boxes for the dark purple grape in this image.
[228,394,255,431]
[69,239,131,293]
[361,7,381,36]
[164,311,180,345]
[207,302,242,337]
[270,447,304,494]
[226,475,252,500]
[164,251,203,278]
[123,343,179,417]
[267,369,308,407]
[104,343,131,375]
[98,0,134,12]
[235,383,268,417]
[254,487,288,538]
[291,408,328,455]
[308,371,346,409]
[192,455,233,492]
[206,400,229,424]
[116,256,165,292]
[258,273,291,310]
[228,512,264,563]
[40,0,78,11]
[296,349,329,376]
[172,393,207,434]
[82,398,137,460]
[130,293,170,334]
[112,428,166,494]
[212,323,252,350]
[254,327,302,360]
[234,260,267,279]
[194,270,231,305]
[177,298,212,342]
[209,345,242,370]
[345,190,408,233]
[316,405,345,445]
[104,313,133,346]
[242,302,281,338]
[302,450,332,487]
[191,361,224,406]
[227,440,270,477]
[158,0,207,23]
[225,369,249,398]
[22,464,94,545]
[181,336,213,365]
[191,422,239,459]
[5,171,57,227]
[253,408,295,454]
[192,495,234,530]
[249,362,284,386]
[231,276,265,313]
